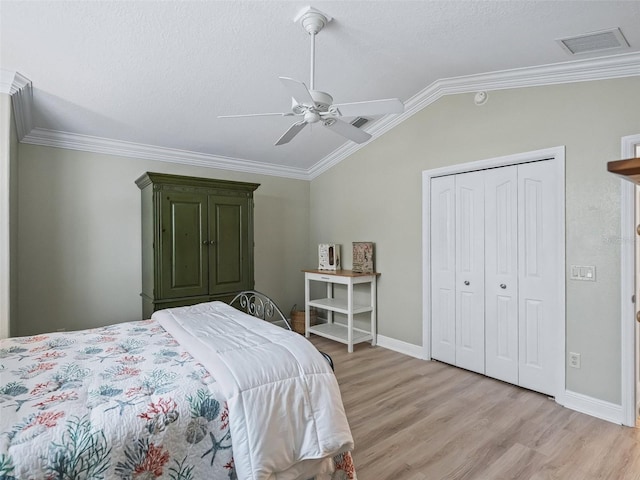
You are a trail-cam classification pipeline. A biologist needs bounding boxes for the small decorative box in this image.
[318,244,341,270]
[352,242,374,273]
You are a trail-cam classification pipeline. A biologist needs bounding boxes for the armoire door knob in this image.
[464,280,470,286]
[500,284,507,289]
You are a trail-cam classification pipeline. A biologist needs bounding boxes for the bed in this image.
[0,291,356,480]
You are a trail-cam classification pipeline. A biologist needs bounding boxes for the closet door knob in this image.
[500,284,507,289]
[202,240,209,245]
[464,280,470,286]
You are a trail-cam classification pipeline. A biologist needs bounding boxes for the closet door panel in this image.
[455,171,485,374]
[485,166,519,384]
[430,176,456,365]
[518,160,558,396]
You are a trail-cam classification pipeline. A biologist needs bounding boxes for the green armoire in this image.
[135,173,260,319]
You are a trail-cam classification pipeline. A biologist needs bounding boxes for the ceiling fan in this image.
[218,7,405,146]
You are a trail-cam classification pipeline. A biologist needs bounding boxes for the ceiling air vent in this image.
[557,28,630,55]
[350,117,370,129]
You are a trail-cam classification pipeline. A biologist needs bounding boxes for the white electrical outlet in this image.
[569,352,581,368]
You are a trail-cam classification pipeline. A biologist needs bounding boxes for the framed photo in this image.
[352,242,374,273]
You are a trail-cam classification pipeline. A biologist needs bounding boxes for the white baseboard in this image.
[376,334,424,359]
[563,390,623,425]
[374,340,625,426]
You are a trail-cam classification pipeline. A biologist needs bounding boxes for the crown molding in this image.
[21,128,311,180]
[8,52,640,181]
[309,51,640,179]
[0,69,30,94]
[0,69,34,141]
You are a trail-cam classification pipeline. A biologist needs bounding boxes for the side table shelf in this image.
[303,269,380,353]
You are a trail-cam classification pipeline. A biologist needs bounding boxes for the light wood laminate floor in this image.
[309,336,640,480]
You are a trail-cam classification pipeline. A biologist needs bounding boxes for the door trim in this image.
[422,146,566,404]
[620,133,640,427]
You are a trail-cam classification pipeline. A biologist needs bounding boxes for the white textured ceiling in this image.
[1,1,639,175]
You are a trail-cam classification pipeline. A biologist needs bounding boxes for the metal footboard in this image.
[229,290,334,371]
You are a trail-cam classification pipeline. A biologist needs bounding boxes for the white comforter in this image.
[152,301,354,480]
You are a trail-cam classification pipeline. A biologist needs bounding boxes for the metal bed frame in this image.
[229,290,334,371]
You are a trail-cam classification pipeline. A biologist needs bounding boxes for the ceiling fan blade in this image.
[218,112,294,118]
[323,118,372,144]
[330,98,404,117]
[275,121,307,146]
[279,77,316,107]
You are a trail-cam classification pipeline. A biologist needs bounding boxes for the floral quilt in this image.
[0,320,356,480]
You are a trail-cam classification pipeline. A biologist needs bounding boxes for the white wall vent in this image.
[557,28,630,55]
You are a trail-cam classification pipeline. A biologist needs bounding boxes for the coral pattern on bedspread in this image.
[0,320,356,479]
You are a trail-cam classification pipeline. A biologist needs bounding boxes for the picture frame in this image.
[352,242,374,273]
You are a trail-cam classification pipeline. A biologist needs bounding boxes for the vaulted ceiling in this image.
[1,1,639,179]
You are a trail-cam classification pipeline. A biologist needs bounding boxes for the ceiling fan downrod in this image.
[297,8,331,91]
[310,27,316,91]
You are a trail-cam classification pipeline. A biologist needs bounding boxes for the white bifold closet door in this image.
[431,160,558,396]
[485,165,518,384]
[515,160,559,395]
[430,170,485,375]
[430,175,456,365]
[454,171,485,374]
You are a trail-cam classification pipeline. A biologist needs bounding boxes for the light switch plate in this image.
[570,265,596,281]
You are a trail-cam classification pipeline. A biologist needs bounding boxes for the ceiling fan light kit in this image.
[218,6,405,146]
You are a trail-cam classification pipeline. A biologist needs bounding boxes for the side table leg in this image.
[371,275,377,347]
[348,280,353,353]
[305,275,310,338]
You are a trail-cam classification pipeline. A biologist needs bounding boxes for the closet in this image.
[430,160,560,396]
[136,173,259,319]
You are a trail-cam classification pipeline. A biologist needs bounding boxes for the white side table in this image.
[303,269,379,353]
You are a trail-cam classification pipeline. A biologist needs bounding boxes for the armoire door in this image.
[454,171,485,374]
[485,166,519,384]
[208,195,251,295]
[160,191,209,299]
